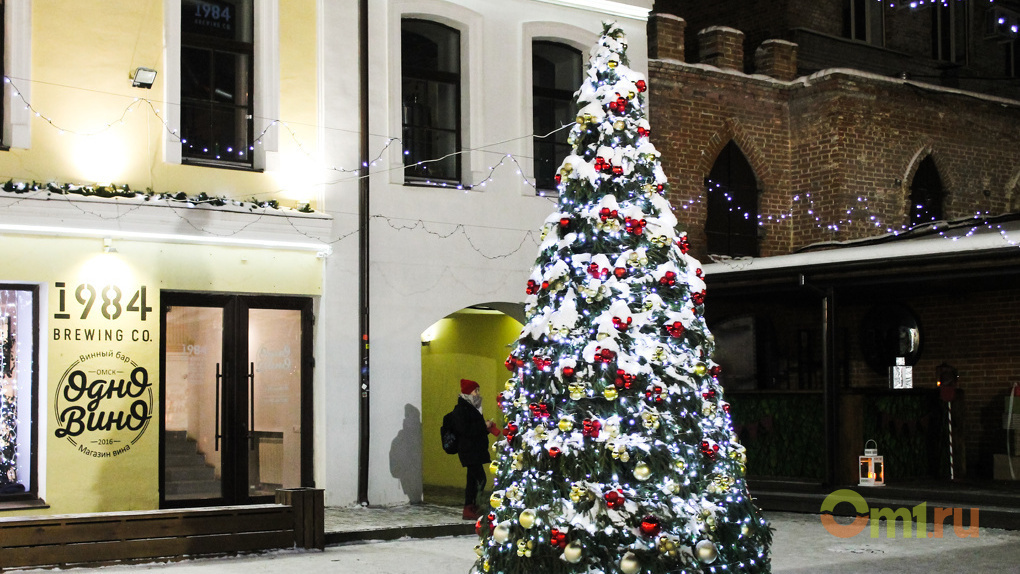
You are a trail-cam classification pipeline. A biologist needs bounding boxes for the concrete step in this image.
[165,464,216,483]
[165,479,221,497]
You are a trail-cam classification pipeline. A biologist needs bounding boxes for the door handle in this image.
[215,362,223,451]
[248,361,255,450]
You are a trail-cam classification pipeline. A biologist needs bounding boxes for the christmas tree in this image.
[473,23,772,574]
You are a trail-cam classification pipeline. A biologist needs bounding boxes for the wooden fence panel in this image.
[0,492,322,570]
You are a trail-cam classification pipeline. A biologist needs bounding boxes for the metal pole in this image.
[801,275,838,486]
[822,287,837,486]
[357,0,371,506]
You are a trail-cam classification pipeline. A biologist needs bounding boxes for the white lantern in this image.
[859,439,885,486]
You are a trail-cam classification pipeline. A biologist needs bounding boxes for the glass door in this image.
[244,303,306,498]
[161,293,312,507]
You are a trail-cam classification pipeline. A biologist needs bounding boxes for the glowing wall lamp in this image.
[421,323,440,346]
[859,440,885,487]
[131,67,157,89]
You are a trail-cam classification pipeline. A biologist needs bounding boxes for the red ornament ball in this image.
[640,516,661,537]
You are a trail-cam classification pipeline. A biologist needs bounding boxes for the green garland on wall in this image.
[727,394,826,480]
[2,180,313,213]
[863,393,943,480]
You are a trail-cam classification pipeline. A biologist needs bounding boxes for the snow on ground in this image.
[10,512,1020,574]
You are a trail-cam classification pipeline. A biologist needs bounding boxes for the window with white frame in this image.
[2,0,32,150]
[0,285,38,503]
[532,41,582,193]
[1,0,6,147]
[180,0,255,167]
[401,18,461,184]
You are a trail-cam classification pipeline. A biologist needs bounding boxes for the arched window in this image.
[705,141,759,257]
[402,19,461,184]
[532,41,582,193]
[909,155,944,226]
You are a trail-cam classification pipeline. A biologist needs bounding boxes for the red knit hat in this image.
[460,378,479,394]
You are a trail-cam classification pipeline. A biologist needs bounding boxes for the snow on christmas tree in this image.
[473,23,772,574]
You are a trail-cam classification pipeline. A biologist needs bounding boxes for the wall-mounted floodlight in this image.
[131,67,158,89]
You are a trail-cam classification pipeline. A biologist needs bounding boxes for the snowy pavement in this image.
[9,511,1020,573]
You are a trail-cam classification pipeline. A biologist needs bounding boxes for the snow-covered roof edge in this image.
[648,61,1020,109]
[531,0,652,20]
[703,222,1020,277]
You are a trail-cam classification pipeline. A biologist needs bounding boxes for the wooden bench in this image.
[0,489,323,570]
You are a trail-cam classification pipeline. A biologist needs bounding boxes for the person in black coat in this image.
[451,378,500,520]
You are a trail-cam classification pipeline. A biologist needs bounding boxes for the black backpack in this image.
[440,410,459,454]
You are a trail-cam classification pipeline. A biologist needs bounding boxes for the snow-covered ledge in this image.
[0,191,333,255]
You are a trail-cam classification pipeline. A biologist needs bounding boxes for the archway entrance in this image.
[419,305,523,507]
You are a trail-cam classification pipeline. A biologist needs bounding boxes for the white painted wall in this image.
[317,0,653,506]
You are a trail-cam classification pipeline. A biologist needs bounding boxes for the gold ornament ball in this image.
[519,508,537,529]
[694,363,708,376]
[633,462,652,481]
[490,492,503,508]
[493,522,511,544]
[558,418,574,432]
[603,387,619,401]
[474,543,484,557]
[614,120,626,130]
[563,541,583,563]
[619,552,641,574]
[489,461,499,474]
[741,523,751,536]
[695,540,718,563]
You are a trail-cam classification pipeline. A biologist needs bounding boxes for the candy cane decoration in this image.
[947,400,954,480]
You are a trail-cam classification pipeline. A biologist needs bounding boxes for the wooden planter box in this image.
[0,489,323,570]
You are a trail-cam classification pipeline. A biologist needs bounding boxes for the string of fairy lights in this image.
[3,74,1020,257]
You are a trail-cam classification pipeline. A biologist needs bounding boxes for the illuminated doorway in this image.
[420,306,523,506]
[160,292,313,507]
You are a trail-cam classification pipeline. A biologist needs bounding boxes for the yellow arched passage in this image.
[420,307,523,504]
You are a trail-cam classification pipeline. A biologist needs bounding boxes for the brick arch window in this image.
[402,19,461,184]
[909,155,944,226]
[705,141,759,257]
[532,41,582,193]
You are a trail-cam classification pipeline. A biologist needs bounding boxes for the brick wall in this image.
[657,0,1020,98]
[649,4,1020,481]
[655,0,789,73]
[647,18,1020,259]
[839,289,1020,478]
[697,27,745,72]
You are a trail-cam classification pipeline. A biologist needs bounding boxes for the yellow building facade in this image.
[1,0,327,515]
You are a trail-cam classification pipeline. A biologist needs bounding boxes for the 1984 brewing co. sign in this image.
[51,281,155,457]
